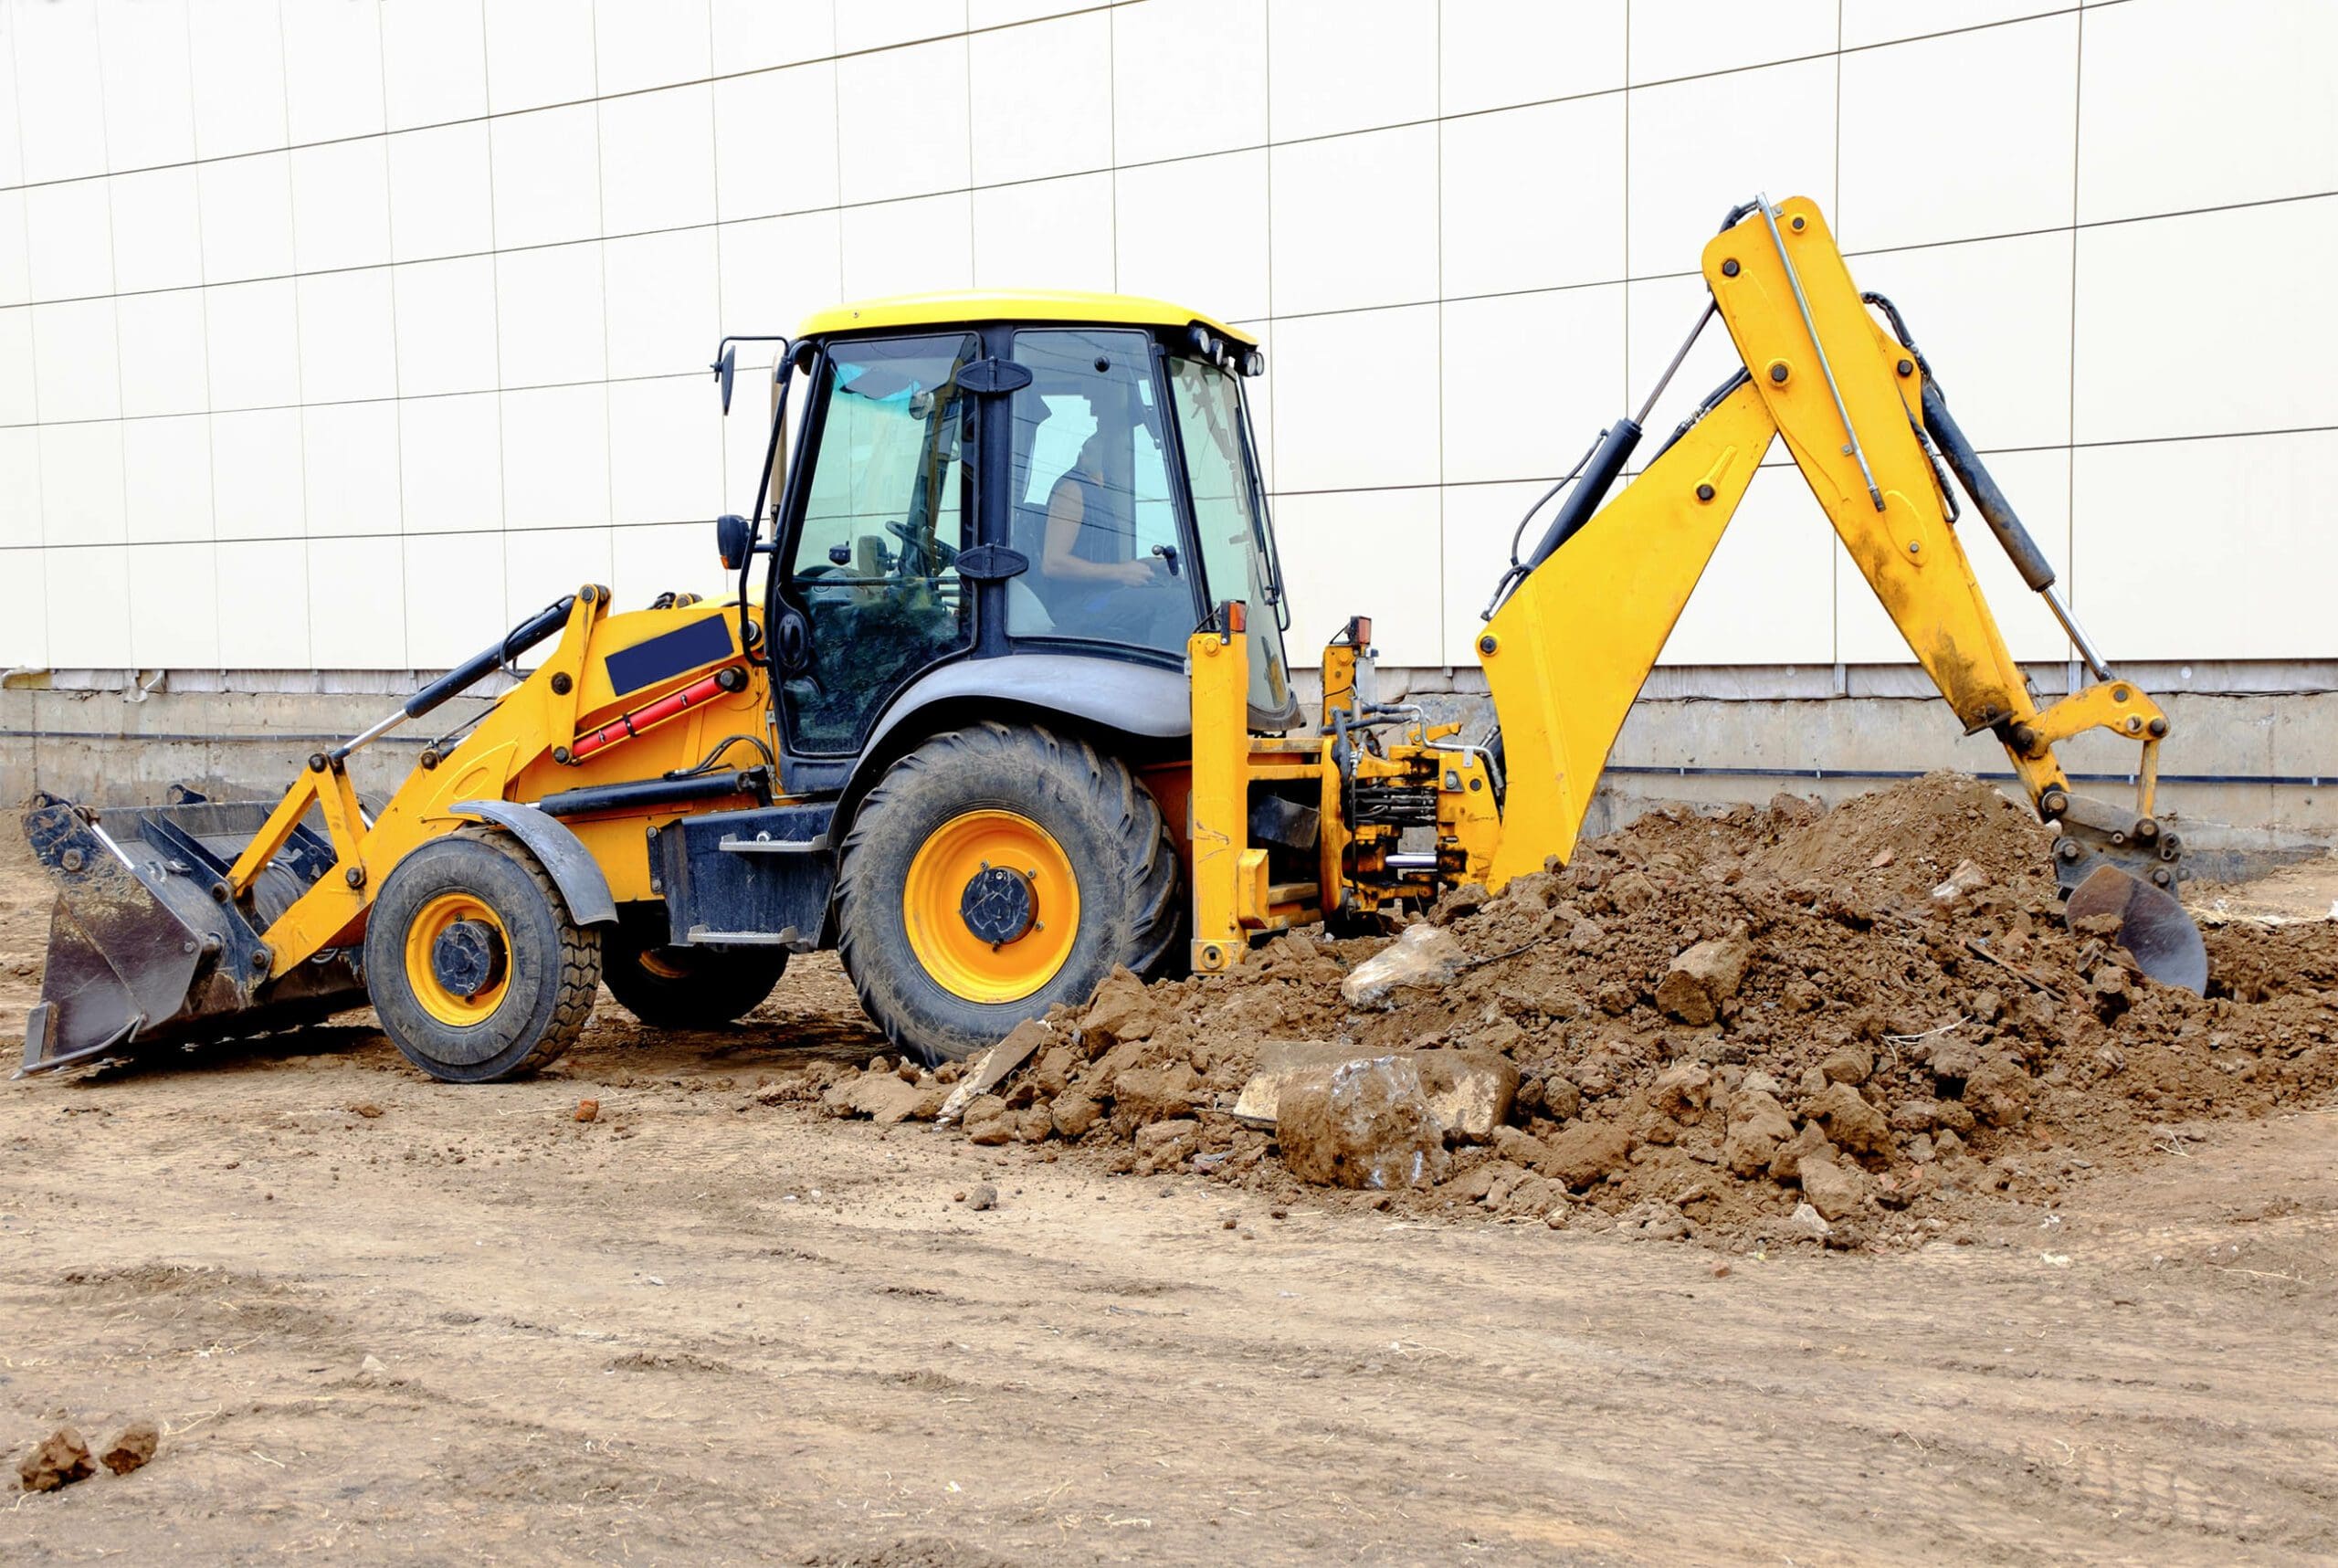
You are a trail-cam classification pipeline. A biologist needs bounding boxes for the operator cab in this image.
[716,293,1295,789]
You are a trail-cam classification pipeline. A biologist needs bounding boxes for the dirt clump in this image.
[97,1421,159,1476]
[17,1426,94,1491]
[809,773,2338,1249]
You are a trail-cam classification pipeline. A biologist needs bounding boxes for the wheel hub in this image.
[430,918,505,998]
[960,865,1037,947]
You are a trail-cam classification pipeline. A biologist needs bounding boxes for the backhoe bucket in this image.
[2064,862,2208,996]
[19,790,368,1076]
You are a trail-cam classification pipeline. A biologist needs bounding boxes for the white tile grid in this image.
[2,5,2332,676]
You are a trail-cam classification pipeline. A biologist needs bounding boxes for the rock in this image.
[2091,966,2133,1022]
[964,1182,997,1212]
[1535,1121,1635,1188]
[1541,1075,1584,1121]
[1427,882,1490,926]
[1740,1070,1784,1099]
[1111,1062,1201,1121]
[98,1421,158,1477]
[1649,1062,1715,1121]
[1818,1044,1873,1087]
[1796,1153,1869,1221]
[1890,1100,1940,1132]
[358,1353,388,1380]
[1722,1089,1795,1177]
[1032,1045,1077,1098]
[1905,1132,1936,1163]
[1928,1039,1982,1086]
[1412,1051,1520,1142]
[1050,1090,1103,1140]
[937,1019,1054,1122]
[1340,924,1469,1008]
[1784,1202,1834,1241]
[1133,1118,1202,1172]
[1496,1173,1563,1217]
[349,1102,384,1119]
[1617,1202,1692,1242]
[1492,1125,1553,1169]
[1655,931,1754,1026]
[1963,1056,2033,1128]
[1930,858,1989,906]
[825,1072,928,1126]
[574,1098,599,1123]
[1567,919,1606,952]
[1080,968,1156,1045]
[1767,1121,1833,1183]
[1805,1082,1892,1158]
[1605,870,1658,913]
[1275,1056,1451,1190]
[962,1094,1014,1145]
[17,1427,93,1492]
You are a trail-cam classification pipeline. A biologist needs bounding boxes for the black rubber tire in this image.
[363,826,603,1083]
[836,722,1179,1065]
[602,911,787,1028]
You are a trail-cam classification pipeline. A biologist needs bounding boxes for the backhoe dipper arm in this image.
[1478,197,2191,978]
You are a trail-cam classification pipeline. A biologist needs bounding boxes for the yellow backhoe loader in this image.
[20,195,2206,1081]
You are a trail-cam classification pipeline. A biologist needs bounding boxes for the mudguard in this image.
[448,800,619,926]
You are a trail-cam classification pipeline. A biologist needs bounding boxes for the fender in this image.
[450,800,619,926]
[858,653,1194,771]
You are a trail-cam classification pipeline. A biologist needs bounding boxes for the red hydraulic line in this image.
[568,667,743,761]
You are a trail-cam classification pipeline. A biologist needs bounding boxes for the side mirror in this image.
[713,343,738,414]
[715,513,753,572]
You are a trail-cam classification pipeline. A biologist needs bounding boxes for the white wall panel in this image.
[0,428,43,547]
[1268,304,1440,492]
[13,0,107,183]
[609,375,721,525]
[32,296,121,422]
[713,64,838,222]
[1272,486,1444,668]
[404,531,507,666]
[37,421,125,544]
[109,167,203,293]
[0,308,34,424]
[496,244,608,387]
[308,534,407,667]
[215,537,309,667]
[297,268,399,405]
[210,408,304,540]
[1440,284,1627,484]
[2079,0,2338,226]
[1837,12,2077,253]
[594,0,712,98]
[281,0,387,144]
[712,0,833,75]
[129,541,218,668]
[486,0,599,115]
[2074,197,2337,446]
[185,0,287,163]
[25,178,111,300]
[1269,124,1438,316]
[116,289,211,418]
[500,384,610,529]
[121,414,213,544]
[598,85,718,236]
[290,140,394,273]
[613,520,730,610]
[1440,0,1626,116]
[1112,0,1268,165]
[381,0,489,132]
[504,524,611,621]
[1629,0,1839,84]
[841,192,974,299]
[0,6,19,191]
[718,209,845,336]
[45,544,130,667]
[1438,478,1541,665]
[393,257,501,397]
[1267,0,1438,143]
[604,228,719,378]
[836,38,971,206]
[398,393,503,534]
[970,11,1111,186]
[1848,229,2073,450]
[302,401,404,539]
[1840,1,2062,48]
[1661,466,1837,668]
[489,105,603,249]
[0,548,47,665]
[0,190,29,306]
[97,0,197,172]
[204,279,300,411]
[197,153,295,285]
[834,0,964,58]
[1441,94,1626,299]
[388,122,496,264]
[972,173,1115,294]
[1626,56,1837,275]
[1115,151,1269,322]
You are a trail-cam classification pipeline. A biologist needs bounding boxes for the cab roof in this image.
[795,289,1257,348]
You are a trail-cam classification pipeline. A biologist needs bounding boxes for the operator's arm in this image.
[1044,480,1150,585]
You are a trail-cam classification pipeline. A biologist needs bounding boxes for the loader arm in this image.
[1478,195,2200,986]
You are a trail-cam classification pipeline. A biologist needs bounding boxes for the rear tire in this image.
[363,826,602,1083]
[602,911,787,1028]
[836,722,1179,1065]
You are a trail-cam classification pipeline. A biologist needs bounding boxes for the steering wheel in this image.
[885,520,959,576]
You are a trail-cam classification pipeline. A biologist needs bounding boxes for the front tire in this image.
[836,722,1178,1064]
[363,827,602,1083]
[603,911,787,1028]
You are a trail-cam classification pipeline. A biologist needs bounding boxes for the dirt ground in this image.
[5,826,2337,1564]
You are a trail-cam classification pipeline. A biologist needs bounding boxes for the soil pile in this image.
[821,773,2338,1248]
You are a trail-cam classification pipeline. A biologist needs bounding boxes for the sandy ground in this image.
[4,844,2336,1564]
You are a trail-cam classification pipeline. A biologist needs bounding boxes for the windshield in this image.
[1170,357,1292,721]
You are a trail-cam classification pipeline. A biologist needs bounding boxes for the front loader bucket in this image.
[19,790,368,1076]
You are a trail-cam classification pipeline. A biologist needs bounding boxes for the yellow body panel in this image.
[797,289,1256,346]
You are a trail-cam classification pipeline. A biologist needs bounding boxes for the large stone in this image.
[1133,1118,1202,1173]
[1275,1056,1451,1190]
[1649,1062,1715,1121]
[1535,1121,1635,1188]
[1050,1090,1103,1140]
[1796,1152,1869,1221]
[1655,932,1754,1026]
[1804,1081,1892,1158]
[1963,1056,2034,1128]
[1767,1121,1833,1184]
[98,1421,158,1477]
[1111,1061,1200,1121]
[935,1018,1053,1124]
[1722,1089,1795,1177]
[824,1072,929,1126]
[1340,923,1469,1008]
[1081,966,1156,1046]
[1234,1042,1513,1142]
[17,1427,93,1492]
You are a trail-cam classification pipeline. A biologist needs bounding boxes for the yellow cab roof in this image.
[795,289,1257,348]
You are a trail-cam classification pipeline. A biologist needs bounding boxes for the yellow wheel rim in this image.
[902,810,1079,1005]
[402,891,512,1027]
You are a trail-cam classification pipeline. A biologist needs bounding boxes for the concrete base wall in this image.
[7,670,2333,875]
